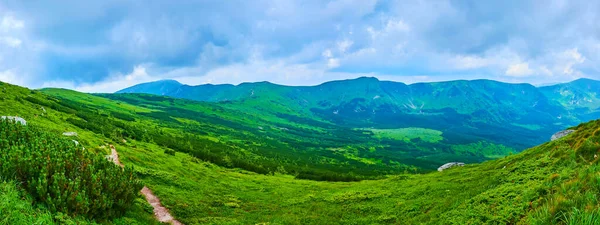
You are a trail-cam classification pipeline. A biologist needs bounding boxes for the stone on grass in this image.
[551,130,575,141]
[1,116,26,125]
[438,162,465,172]
[63,132,78,136]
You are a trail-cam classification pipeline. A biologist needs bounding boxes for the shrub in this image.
[0,119,142,220]
[164,149,176,156]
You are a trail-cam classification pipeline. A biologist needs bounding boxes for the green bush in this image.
[164,149,176,156]
[0,119,142,220]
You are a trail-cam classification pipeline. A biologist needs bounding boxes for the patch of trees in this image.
[0,120,142,220]
[294,170,364,182]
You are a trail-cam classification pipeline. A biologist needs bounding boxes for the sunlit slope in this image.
[0,82,159,224]
[114,118,600,224]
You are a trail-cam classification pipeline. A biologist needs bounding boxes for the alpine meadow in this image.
[2,1,600,225]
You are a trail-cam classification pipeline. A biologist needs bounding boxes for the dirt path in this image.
[108,145,123,167]
[141,187,183,225]
[108,144,183,225]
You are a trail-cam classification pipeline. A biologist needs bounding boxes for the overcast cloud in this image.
[0,0,599,92]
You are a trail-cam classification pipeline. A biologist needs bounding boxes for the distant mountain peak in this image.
[571,77,600,83]
[355,76,379,81]
[150,79,182,85]
[116,79,184,95]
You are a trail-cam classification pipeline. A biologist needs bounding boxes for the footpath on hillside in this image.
[109,145,183,225]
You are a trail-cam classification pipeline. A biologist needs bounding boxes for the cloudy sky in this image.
[0,0,598,92]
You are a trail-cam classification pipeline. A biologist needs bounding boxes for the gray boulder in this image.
[1,116,26,125]
[438,162,465,172]
[551,130,575,141]
[63,132,78,136]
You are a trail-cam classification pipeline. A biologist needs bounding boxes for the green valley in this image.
[1,77,600,224]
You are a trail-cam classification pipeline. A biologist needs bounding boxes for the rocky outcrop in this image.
[437,162,465,172]
[62,132,78,136]
[1,116,26,125]
[551,130,575,141]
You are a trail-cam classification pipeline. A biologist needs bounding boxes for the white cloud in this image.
[451,55,491,70]
[337,39,353,53]
[2,0,600,91]
[539,66,553,76]
[505,63,533,77]
[385,19,410,32]
[367,18,410,41]
[327,58,340,68]
[43,65,153,93]
[0,37,22,48]
[560,48,585,75]
[0,15,24,30]
[0,69,24,86]
[322,49,333,58]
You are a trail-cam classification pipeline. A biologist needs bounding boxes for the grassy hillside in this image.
[118,77,600,158]
[40,87,522,179]
[0,82,159,224]
[114,120,600,224]
[2,80,600,224]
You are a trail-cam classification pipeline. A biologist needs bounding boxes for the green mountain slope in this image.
[540,78,600,121]
[119,120,600,224]
[2,80,600,224]
[117,79,183,96]
[118,77,600,160]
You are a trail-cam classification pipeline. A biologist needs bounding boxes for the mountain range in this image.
[118,77,600,152]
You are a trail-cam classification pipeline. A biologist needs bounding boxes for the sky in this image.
[0,0,599,93]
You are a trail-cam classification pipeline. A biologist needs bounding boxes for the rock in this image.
[551,130,575,141]
[72,140,79,146]
[437,162,465,172]
[62,132,78,136]
[1,116,26,125]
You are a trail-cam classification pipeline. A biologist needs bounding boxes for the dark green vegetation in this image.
[0,119,141,219]
[1,77,600,224]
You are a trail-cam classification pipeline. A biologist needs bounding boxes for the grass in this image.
[367,127,444,143]
[111,121,600,224]
[0,181,56,225]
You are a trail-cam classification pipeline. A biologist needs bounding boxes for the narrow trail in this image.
[108,144,183,225]
[108,145,123,167]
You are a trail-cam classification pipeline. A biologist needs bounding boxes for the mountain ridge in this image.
[117,76,599,95]
[114,76,600,163]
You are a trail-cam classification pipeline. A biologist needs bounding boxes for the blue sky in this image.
[0,0,598,92]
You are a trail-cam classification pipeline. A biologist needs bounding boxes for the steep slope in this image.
[0,82,160,224]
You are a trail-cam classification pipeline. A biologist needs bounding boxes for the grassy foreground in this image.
[115,119,600,224]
